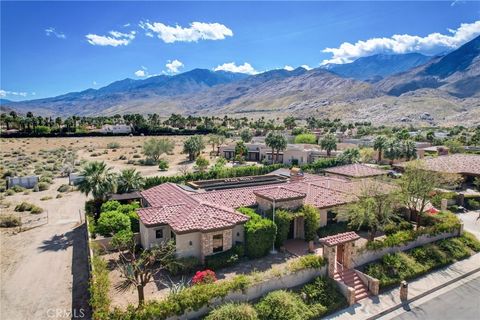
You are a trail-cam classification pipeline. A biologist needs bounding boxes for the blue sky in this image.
[1,1,479,101]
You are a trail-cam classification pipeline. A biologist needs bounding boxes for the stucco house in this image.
[137,169,394,261]
[100,124,132,134]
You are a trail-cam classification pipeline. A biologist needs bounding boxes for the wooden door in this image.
[336,244,344,265]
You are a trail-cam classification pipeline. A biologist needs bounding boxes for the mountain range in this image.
[2,35,479,126]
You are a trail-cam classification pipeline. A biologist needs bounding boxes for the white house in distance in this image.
[136,164,391,262]
[100,124,132,134]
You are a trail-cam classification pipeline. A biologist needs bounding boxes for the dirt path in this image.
[0,178,90,320]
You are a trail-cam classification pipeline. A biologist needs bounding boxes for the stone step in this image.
[355,291,370,301]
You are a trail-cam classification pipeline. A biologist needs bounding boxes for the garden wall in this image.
[92,233,141,251]
[167,266,327,320]
[353,230,460,268]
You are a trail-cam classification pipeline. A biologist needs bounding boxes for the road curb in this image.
[367,266,480,320]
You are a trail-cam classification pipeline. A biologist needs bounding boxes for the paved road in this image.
[392,276,480,320]
[457,210,480,239]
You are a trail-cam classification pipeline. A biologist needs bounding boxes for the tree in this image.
[195,156,210,172]
[114,239,177,307]
[384,137,402,164]
[96,210,131,236]
[319,134,337,157]
[395,129,410,141]
[142,138,174,162]
[265,132,287,164]
[283,116,296,130]
[117,168,144,194]
[78,161,116,215]
[337,148,360,164]
[234,141,249,163]
[426,130,435,143]
[183,135,205,161]
[338,182,398,241]
[294,133,317,144]
[398,161,441,229]
[240,129,253,143]
[444,139,463,154]
[302,205,320,242]
[207,134,222,154]
[373,135,387,163]
[401,139,417,160]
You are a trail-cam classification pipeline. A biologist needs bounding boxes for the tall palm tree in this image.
[265,132,287,164]
[384,138,402,165]
[373,135,387,163]
[117,169,144,194]
[320,134,337,157]
[78,161,116,216]
[401,140,417,160]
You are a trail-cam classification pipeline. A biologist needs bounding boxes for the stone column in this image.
[223,229,233,250]
[400,281,408,301]
[200,233,211,264]
[347,287,356,306]
[370,278,380,296]
[325,245,337,278]
[441,198,448,211]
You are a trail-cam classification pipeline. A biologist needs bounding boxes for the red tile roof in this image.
[323,164,388,178]
[396,154,480,176]
[319,231,360,246]
[254,187,306,201]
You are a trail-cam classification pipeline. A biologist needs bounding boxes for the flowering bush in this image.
[192,270,217,285]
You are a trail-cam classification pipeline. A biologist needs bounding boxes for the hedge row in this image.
[143,164,284,188]
[365,232,480,288]
[89,256,111,320]
[238,207,277,259]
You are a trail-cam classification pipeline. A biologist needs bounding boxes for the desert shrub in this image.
[287,254,325,272]
[294,133,317,144]
[437,237,471,260]
[15,201,34,212]
[457,232,480,252]
[37,182,49,191]
[158,159,169,171]
[301,276,347,314]
[30,205,44,214]
[57,184,70,193]
[96,211,131,237]
[56,194,63,199]
[139,158,157,166]
[107,142,120,149]
[383,221,414,235]
[409,244,452,269]
[205,245,245,270]
[0,215,21,227]
[206,303,259,320]
[239,207,276,259]
[167,256,202,276]
[11,185,25,193]
[4,189,15,196]
[40,196,52,201]
[132,154,141,159]
[118,155,127,160]
[255,290,312,320]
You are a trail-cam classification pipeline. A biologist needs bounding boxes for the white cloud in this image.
[45,27,66,39]
[214,62,258,75]
[165,59,184,74]
[134,69,147,77]
[301,64,313,70]
[321,20,480,65]
[284,65,294,71]
[139,21,233,43]
[86,30,136,47]
[0,90,28,97]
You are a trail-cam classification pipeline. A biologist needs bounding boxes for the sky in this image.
[1,1,479,101]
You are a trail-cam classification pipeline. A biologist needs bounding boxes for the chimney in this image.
[290,167,304,183]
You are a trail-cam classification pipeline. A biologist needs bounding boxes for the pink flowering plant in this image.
[192,269,217,285]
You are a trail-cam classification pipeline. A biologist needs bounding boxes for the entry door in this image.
[337,244,344,265]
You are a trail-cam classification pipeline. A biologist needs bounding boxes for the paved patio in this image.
[283,239,323,256]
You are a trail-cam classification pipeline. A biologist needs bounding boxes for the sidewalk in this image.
[324,253,480,320]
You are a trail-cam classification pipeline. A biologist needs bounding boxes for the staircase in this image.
[333,267,370,302]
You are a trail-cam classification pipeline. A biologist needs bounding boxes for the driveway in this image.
[0,180,90,320]
[457,210,480,239]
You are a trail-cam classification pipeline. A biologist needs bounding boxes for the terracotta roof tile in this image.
[319,231,360,246]
[396,154,480,175]
[254,187,306,201]
[323,164,388,178]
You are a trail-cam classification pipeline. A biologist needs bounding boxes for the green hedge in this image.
[238,208,277,259]
[144,164,284,189]
[206,303,259,320]
[90,256,111,320]
[205,245,245,271]
[255,290,314,320]
[300,158,340,173]
[365,233,480,288]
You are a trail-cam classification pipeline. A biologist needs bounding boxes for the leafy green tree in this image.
[426,130,435,142]
[234,141,249,163]
[444,139,463,154]
[283,116,296,130]
[302,205,320,242]
[384,137,402,164]
[240,129,253,143]
[337,148,360,164]
[96,211,131,236]
[294,133,317,144]
[117,168,144,194]
[183,135,205,161]
[265,132,287,164]
[78,161,116,215]
[195,156,210,172]
[142,138,174,162]
[114,239,177,307]
[338,183,398,241]
[319,134,337,157]
[373,135,387,162]
[207,134,223,155]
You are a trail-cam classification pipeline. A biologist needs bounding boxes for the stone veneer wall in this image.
[200,228,233,263]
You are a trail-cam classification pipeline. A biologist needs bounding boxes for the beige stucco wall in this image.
[176,232,202,259]
[319,209,328,227]
[140,221,172,249]
[233,224,245,244]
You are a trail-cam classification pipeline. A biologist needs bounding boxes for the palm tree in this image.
[401,140,417,160]
[373,135,387,163]
[320,134,337,157]
[117,169,144,194]
[265,132,287,164]
[384,138,402,165]
[78,161,117,216]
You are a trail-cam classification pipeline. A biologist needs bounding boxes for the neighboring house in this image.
[100,124,132,134]
[323,163,388,179]
[7,176,38,189]
[137,169,394,260]
[218,143,339,165]
[68,173,84,186]
[417,145,449,158]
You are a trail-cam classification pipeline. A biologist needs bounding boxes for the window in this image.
[155,229,163,239]
[212,234,223,253]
